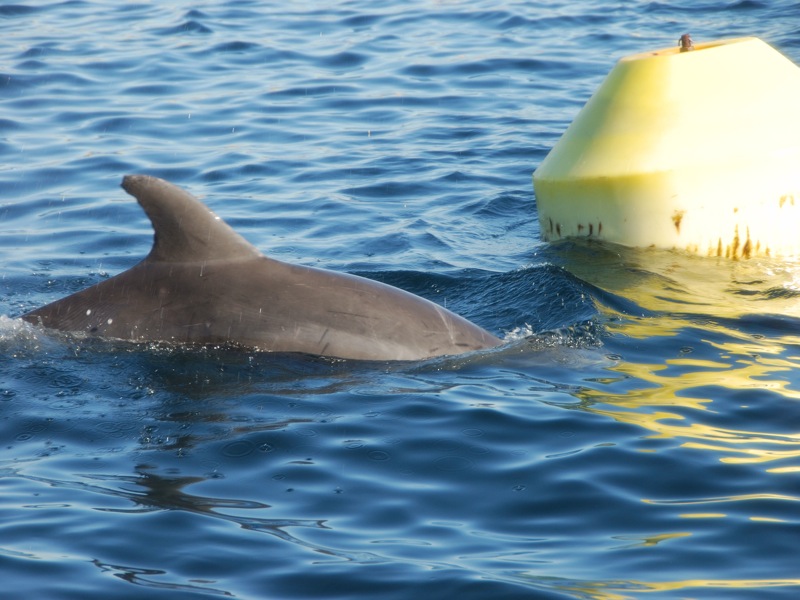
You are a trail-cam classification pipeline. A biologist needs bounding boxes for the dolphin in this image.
[22,175,501,361]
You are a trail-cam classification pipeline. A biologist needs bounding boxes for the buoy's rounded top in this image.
[624,35,755,61]
[534,36,800,181]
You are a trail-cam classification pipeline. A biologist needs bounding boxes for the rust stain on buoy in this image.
[672,210,685,234]
[742,227,752,259]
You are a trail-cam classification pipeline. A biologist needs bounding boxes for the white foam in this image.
[0,314,50,355]
[502,323,536,342]
[0,315,38,339]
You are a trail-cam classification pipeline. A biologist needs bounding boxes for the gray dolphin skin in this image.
[22,175,501,361]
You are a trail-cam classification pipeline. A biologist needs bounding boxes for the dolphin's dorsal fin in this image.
[121,175,262,263]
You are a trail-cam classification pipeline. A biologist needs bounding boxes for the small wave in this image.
[503,323,536,342]
[0,315,36,337]
[156,20,213,36]
[503,319,604,350]
[0,315,50,356]
[0,4,39,17]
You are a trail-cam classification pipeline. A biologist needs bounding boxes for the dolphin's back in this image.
[23,176,501,361]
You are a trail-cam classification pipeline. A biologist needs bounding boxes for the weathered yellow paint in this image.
[534,37,800,258]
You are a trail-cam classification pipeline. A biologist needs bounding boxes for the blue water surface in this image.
[2,1,800,598]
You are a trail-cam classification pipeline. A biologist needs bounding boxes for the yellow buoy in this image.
[533,36,800,258]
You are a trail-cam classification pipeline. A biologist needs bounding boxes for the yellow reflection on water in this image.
[557,243,800,320]
[576,357,800,466]
[642,492,800,505]
[611,531,691,548]
[550,577,800,600]
[768,465,800,473]
[552,243,800,469]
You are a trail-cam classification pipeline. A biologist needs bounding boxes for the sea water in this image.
[2,1,800,598]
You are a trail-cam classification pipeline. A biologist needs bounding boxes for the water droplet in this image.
[461,428,483,437]
[369,450,390,461]
[222,440,255,457]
